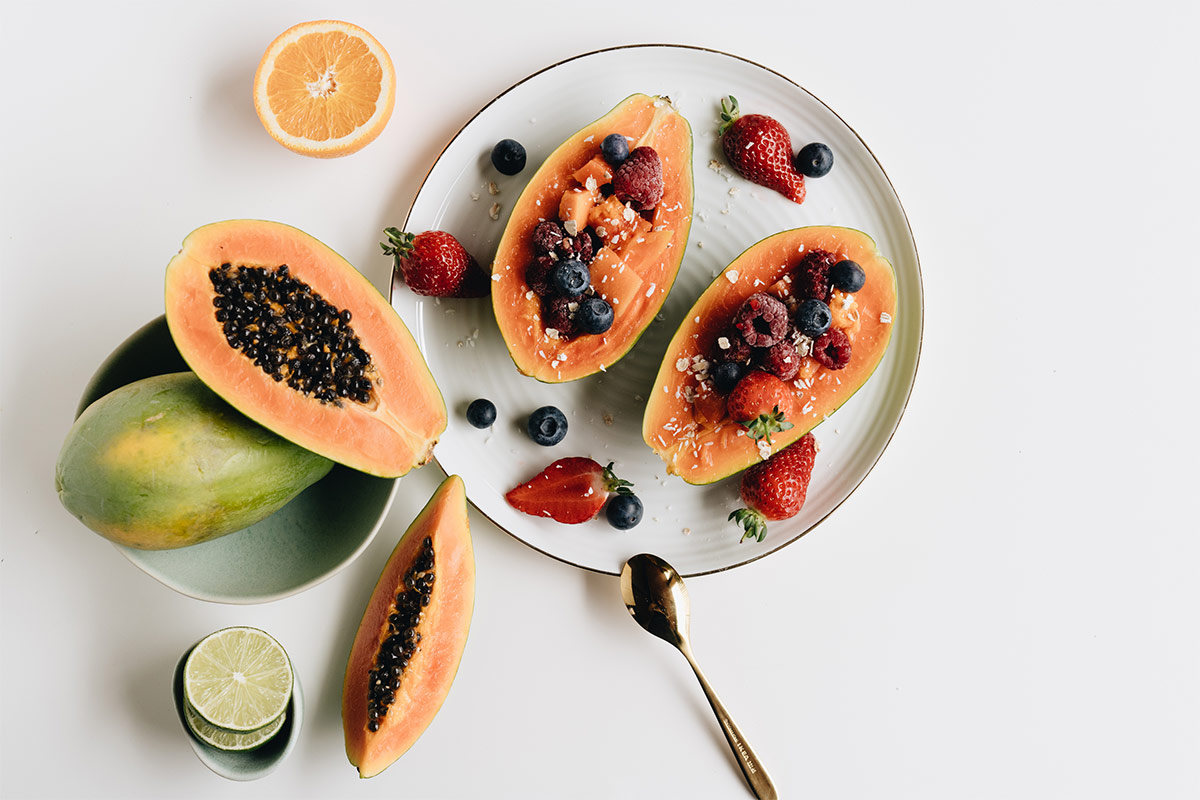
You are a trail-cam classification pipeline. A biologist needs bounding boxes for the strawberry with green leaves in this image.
[730,433,818,542]
[506,457,635,525]
[381,227,490,298]
[718,96,806,205]
[726,369,795,444]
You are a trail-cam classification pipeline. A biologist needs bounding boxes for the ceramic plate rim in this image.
[394,43,924,577]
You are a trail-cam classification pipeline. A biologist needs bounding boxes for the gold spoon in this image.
[620,553,779,800]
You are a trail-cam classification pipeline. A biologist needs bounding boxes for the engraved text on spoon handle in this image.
[680,645,779,800]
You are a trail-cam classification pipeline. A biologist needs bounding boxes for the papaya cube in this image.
[767,274,794,302]
[829,289,862,340]
[618,229,672,281]
[589,246,643,311]
[572,155,613,194]
[558,189,594,234]
[612,215,653,255]
[587,195,642,250]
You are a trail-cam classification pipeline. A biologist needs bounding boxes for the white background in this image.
[2,1,1197,798]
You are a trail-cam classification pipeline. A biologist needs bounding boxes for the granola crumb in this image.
[488,181,500,196]
[489,202,501,220]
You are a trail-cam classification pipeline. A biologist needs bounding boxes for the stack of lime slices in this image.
[182,627,294,752]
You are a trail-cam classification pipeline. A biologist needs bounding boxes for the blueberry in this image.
[491,139,527,176]
[527,406,567,446]
[605,494,643,530]
[796,298,832,338]
[794,142,834,178]
[712,361,744,395]
[465,398,496,429]
[829,260,866,293]
[551,259,590,297]
[576,296,613,335]
[601,133,630,167]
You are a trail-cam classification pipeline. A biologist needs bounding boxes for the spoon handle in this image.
[680,645,779,800]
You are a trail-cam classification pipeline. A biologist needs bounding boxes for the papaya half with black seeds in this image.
[164,219,446,477]
[343,475,474,778]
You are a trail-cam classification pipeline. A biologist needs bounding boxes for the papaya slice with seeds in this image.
[164,219,446,478]
[343,475,474,778]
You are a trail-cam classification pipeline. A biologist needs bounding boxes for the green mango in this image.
[56,372,333,550]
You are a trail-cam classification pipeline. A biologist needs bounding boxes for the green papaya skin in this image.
[55,372,333,550]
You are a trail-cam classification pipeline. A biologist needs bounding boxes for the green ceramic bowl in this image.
[76,316,397,604]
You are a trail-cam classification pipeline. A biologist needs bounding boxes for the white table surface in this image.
[3,1,1197,798]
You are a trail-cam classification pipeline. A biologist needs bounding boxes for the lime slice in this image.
[183,627,293,732]
[184,700,286,751]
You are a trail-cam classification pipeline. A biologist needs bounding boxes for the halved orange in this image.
[253,20,396,158]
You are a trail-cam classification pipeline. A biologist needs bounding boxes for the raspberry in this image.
[531,220,565,254]
[525,253,557,296]
[733,292,789,347]
[557,232,594,264]
[794,248,838,302]
[757,339,800,381]
[542,295,578,339]
[612,146,664,211]
[715,328,753,362]
[812,328,852,369]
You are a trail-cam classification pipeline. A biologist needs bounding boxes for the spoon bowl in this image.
[621,552,692,647]
[170,642,303,781]
[621,553,778,800]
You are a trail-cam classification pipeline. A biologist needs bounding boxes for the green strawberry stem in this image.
[718,95,741,136]
[380,227,415,268]
[602,462,634,496]
[729,507,767,543]
[740,405,793,445]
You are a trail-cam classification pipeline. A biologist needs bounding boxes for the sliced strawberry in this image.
[505,457,633,524]
[718,96,806,205]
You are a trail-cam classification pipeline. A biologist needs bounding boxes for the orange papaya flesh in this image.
[572,155,613,190]
[164,220,446,478]
[643,227,897,485]
[343,475,474,778]
[559,189,593,231]
[492,94,693,382]
[589,246,644,310]
[588,194,643,250]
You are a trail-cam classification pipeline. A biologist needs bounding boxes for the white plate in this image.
[391,45,922,577]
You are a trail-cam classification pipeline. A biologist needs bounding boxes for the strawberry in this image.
[381,227,489,298]
[726,369,795,443]
[730,433,818,542]
[506,457,633,524]
[718,96,806,205]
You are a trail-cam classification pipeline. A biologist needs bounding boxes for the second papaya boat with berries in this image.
[643,226,896,485]
[490,94,693,382]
